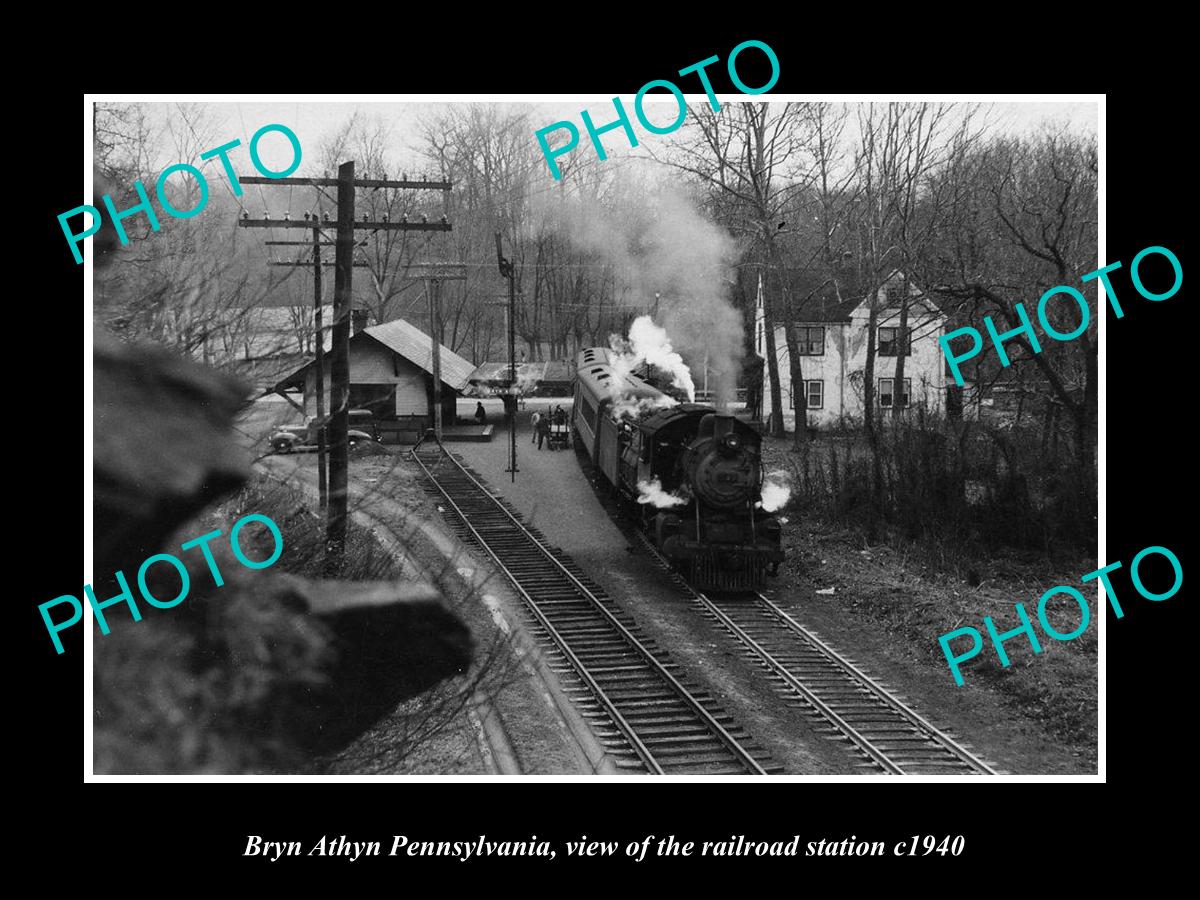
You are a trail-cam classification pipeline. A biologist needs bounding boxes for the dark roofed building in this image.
[795,292,862,323]
[468,359,574,396]
[273,317,475,439]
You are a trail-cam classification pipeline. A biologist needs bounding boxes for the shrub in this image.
[775,414,1095,569]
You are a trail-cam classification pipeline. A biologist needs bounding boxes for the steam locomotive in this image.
[572,348,784,590]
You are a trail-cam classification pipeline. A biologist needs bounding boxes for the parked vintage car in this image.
[270,409,379,454]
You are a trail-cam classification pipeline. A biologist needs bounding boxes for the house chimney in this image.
[351,309,369,335]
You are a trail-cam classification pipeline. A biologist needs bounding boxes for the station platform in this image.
[441,424,494,442]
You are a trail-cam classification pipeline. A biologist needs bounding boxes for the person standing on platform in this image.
[530,410,541,444]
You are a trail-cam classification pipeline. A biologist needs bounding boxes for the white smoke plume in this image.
[535,174,743,406]
[609,315,695,401]
[756,470,792,513]
[637,477,689,509]
[610,392,678,421]
[515,367,541,395]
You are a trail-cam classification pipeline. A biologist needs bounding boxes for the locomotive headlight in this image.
[720,433,741,456]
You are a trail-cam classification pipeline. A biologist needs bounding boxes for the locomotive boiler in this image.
[572,348,784,590]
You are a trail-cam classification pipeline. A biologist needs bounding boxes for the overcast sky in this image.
[121,99,1098,188]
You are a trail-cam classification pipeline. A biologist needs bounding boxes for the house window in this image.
[795,326,824,356]
[878,378,911,408]
[878,326,911,356]
[805,380,824,409]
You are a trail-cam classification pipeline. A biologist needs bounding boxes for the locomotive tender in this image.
[572,348,784,590]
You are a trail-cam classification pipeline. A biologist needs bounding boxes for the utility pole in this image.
[238,170,452,570]
[427,276,443,441]
[313,226,327,512]
[398,264,465,446]
[495,232,518,482]
[326,161,356,567]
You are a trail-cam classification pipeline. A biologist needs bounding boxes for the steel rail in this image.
[692,588,906,774]
[411,446,768,775]
[752,592,997,775]
[631,528,996,775]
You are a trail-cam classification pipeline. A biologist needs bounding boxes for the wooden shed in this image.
[273,318,475,442]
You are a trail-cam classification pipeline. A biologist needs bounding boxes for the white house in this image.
[755,271,947,429]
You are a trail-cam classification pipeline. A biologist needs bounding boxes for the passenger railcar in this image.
[572,349,784,590]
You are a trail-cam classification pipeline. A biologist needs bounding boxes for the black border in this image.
[26,22,1190,879]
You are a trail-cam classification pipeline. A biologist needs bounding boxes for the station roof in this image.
[271,317,475,393]
[365,318,475,390]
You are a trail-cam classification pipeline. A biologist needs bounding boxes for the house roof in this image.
[271,317,475,393]
[795,294,862,323]
[777,270,859,323]
[781,267,945,325]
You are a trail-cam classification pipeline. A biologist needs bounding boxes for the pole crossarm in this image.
[268,261,371,267]
[238,175,452,190]
[239,219,450,231]
[237,162,455,566]
[400,263,468,280]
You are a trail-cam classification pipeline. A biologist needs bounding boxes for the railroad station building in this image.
[755,270,948,429]
[272,315,475,442]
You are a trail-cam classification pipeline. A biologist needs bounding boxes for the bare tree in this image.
[314,116,442,329]
[841,103,968,513]
[421,105,542,359]
[663,102,817,436]
[930,129,1099,472]
[93,101,304,378]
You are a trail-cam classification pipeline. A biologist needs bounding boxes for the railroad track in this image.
[638,538,1001,775]
[411,443,778,775]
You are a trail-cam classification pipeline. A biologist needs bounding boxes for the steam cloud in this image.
[609,315,695,401]
[757,470,792,513]
[514,367,541,395]
[538,176,743,406]
[610,392,678,421]
[637,477,688,509]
